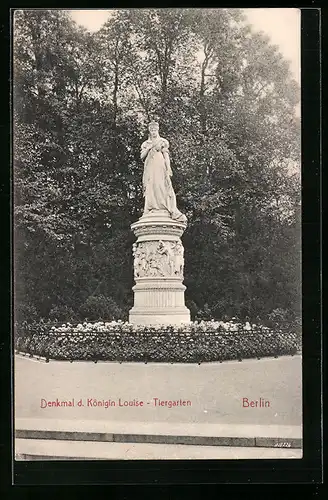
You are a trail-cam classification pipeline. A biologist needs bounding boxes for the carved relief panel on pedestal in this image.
[132,240,184,279]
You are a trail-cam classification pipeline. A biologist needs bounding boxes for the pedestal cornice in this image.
[131,212,187,239]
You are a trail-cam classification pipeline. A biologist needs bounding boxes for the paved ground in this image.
[15,355,302,426]
[15,439,302,460]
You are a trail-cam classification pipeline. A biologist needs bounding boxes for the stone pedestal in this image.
[128,210,190,325]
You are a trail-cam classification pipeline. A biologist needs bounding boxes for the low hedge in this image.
[14,320,302,363]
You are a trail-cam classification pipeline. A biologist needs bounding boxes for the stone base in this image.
[129,307,191,326]
[129,278,190,326]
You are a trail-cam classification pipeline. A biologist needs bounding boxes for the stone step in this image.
[15,439,303,461]
[15,419,302,448]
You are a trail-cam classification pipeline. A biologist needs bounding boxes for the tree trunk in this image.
[113,63,119,126]
[113,39,120,127]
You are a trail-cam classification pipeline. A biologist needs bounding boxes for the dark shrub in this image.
[79,295,124,321]
[14,303,39,323]
[49,305,78,322]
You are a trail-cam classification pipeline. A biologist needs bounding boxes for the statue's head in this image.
[148,121,159,139]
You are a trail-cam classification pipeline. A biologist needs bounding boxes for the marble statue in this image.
[141,121,187,223]
[128,121,190,325]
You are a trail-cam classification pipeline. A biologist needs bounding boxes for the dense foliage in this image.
[13,9,301,324]
[14,320,301,362]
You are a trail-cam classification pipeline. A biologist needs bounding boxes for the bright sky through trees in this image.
[69,8,300,83]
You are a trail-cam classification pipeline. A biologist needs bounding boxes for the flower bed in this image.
[14,319,302,363]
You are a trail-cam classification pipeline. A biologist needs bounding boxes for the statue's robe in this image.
[141,137,185,222]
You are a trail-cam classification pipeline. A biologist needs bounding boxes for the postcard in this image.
[13,8,303,462]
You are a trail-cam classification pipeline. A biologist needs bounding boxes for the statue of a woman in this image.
[141,121,187,223]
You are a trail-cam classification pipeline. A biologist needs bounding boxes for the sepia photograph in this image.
[13,8,302,461]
